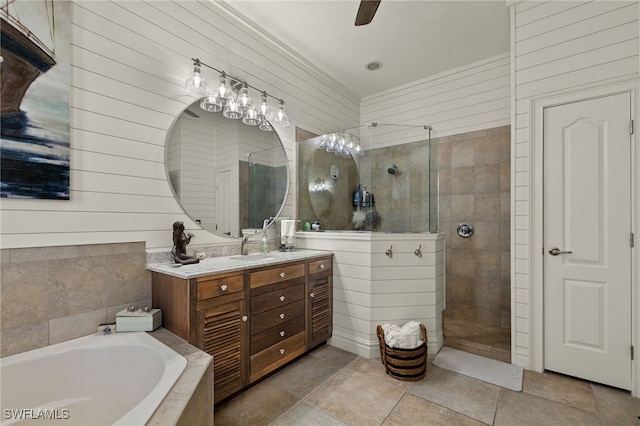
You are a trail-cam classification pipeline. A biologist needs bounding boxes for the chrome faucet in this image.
[241,235,250,255]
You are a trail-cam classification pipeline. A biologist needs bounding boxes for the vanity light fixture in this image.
[185,57,289,131]
[184,59,208,96]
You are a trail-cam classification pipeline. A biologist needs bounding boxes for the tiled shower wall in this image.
[439,126,511,328]
[0,242,151,357]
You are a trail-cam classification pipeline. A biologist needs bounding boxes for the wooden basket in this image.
[377,323,427,381]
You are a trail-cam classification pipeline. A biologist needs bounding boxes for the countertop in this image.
[147,249,332,279]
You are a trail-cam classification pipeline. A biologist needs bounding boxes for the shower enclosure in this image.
[298,123,439,233]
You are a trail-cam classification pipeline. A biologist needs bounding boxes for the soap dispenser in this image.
[260,232,269,255]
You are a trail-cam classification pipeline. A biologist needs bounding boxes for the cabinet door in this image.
[308,274,332,348]
[198,300,248,403]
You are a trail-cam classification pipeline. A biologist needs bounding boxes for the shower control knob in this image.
[457,223,474,238]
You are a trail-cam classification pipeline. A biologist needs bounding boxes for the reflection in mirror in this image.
[298,124,439,233]
[298,135,359,230]
[166,101,288,238]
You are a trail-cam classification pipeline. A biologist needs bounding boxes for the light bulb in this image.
[185,59,207,96]
[237,83,252,111]
[272,100,289,127]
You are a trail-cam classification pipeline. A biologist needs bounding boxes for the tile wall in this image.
[439,126,511,328]
[0,242,151,357]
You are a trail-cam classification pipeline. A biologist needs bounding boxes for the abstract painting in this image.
[1,0,70,199]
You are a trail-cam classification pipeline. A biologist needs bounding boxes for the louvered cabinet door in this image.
[197,300,248,403]
[307,260,333,349]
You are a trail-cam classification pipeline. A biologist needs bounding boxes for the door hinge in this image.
[631,119,635,135]
[631,233,635,248]
[632,345,635,360]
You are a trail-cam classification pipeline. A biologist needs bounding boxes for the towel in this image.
[382,321,423,349]
[281,219,296,246]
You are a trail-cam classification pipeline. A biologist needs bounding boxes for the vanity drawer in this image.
[251,282,304,315]
[250,315,305,354]
[308,257,332,276]
[197,273,244,301]
[250,262,305,289]
[250,332,306,380]
[251,299,304,335]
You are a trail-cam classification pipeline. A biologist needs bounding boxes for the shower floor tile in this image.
[443,318,511,362]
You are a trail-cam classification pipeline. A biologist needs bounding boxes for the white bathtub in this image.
[0,332,187,425]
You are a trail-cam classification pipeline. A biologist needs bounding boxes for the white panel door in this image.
[543,92,632,390]
[215,168,233,236]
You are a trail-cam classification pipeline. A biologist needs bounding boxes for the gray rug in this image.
[433,347,523,391]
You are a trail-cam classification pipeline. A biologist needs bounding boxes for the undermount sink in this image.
[229,254,275,261]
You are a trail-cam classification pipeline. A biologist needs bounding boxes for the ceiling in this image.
[224,0,511,98]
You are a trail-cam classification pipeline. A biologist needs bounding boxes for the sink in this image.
[229,254,275,262]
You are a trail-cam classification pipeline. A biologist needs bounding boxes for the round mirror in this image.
[166,100,289,238]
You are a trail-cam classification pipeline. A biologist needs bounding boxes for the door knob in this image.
[548,247,572,256]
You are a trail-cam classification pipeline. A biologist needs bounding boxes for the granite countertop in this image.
[147,249,332,279]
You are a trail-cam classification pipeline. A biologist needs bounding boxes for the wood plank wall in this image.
[0,0,359,250]
[360,52,511,148]
[512,1,639,369]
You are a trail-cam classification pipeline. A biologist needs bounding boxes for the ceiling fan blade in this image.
[355,0,381,26]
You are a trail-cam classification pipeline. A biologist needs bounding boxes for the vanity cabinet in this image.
[249,262,306,381]
[195,272,248,401]
[307,258,333,348]
[150,254,333,404]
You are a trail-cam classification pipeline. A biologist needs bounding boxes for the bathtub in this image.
[0,331,187,425]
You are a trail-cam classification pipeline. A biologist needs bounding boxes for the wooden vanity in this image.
[149,251,333,403]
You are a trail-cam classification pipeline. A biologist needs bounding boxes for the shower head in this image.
[387,164,398,175]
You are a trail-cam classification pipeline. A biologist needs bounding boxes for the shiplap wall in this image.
[0,0,359,250]
[512,1,639,369]
[360,52,511,147]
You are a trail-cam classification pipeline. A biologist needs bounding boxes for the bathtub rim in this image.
[0,330,187,426]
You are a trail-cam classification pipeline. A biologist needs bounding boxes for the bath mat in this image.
[433,347,523,391]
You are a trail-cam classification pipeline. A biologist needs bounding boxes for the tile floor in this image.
[215,344,640,425]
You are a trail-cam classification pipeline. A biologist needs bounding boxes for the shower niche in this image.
[298,123,439,233]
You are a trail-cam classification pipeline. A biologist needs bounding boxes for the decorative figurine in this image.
[171,221,199,264]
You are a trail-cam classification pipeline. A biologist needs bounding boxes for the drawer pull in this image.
[320,264,325,269]
[310,292,315,298]
[220,284,228,291]
[279,330,285,337]
[242,315,248,322]
[279,313,285,320]
[279,295,285,302]
[279,349,285,355]
[279,272,285,278]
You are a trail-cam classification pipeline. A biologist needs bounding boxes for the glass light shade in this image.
[237,84,252,111]
[271,100,289,127]
[259,118,273,132]
[242,105,260,125]
[325,133,338,152]
[200,93,222,112]
[258,93,271,120]
[215,72,233,106]
[185,62,207,96]
[354,143,365,157]
[223,96,243,119]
